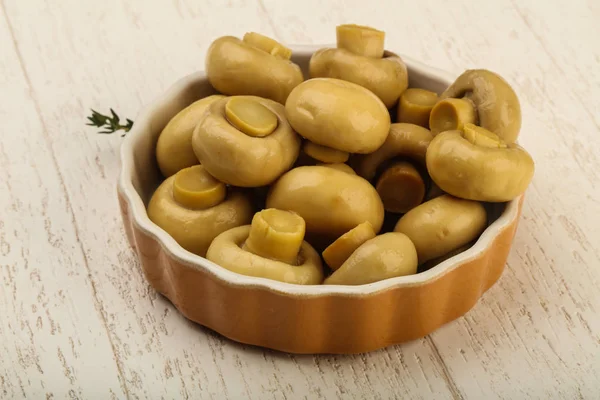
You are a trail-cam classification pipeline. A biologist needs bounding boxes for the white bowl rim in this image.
[118,44,521,297]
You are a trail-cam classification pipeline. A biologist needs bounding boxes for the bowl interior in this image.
[122,46,508,291]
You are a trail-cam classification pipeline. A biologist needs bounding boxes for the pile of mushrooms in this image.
[147,24,535,286]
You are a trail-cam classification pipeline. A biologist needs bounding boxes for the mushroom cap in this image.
[285,78,391,154]
[266,166,384,247]
[156,95,225,177]
[205,36,304,104]
[147,175,254,257]
[355,123,433,181]
[192,96,301,187]
[324,232,418,285]
[394,195,487,263]
[426,129,534,202]
[440,69,522,143]
[309,48,408,108]
[206,225,324,285]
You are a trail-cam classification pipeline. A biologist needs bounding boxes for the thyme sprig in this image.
[86,109,133,136]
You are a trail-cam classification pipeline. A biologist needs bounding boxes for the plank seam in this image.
[0,2,131,398]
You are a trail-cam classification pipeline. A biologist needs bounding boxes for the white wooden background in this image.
[1,0,599,398]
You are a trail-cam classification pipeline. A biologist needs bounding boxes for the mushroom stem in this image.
[463,123,507,148]
[303,141,350,163]
[172,165,227,210]
[336,24,385,58]
[225,97,279,137]
[242,32,292,60]
[375,161,426,214]
[429,98,477,135]
[397,88,438,128]
[243,209,306,265]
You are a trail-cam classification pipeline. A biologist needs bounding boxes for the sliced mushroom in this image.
[426,124,534,202]
[324,233,418,285]
[434,69,522,143]
[206,209,323,285]
[394,194,487,263]
[266,166,384,247]
[156,95,225,177]
[285,78,390,154]
[192,96,301,187]
[309,24,408,108]
[147,165,254,257]
[205,34,303,104]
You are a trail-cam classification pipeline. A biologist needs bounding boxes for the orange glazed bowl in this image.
[117,45,524,354]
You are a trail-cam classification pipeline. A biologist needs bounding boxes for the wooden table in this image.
[1,0,598,398]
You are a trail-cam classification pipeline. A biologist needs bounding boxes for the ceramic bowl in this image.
[117,45,524,354]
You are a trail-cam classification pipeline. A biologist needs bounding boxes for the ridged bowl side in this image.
[117,46,525,354]
[118,190,522,354]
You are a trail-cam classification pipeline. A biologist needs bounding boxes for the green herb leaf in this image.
[86,108,133,137]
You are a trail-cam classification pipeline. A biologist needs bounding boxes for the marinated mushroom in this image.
[309,24,409,108]
[266,166,384,247]
[147,165,254,257]
[192,95,301,187]
[431,69,522,143]
[206,209,323,284]
[394,194,487,263]
[322,221,376,271]
[355,123,433,213]
[324,233,418,285]
[285,78,390,154]
[397,88,438,128]
[426,124,535,202]
[205,33,303,104]
[156,94,225,177]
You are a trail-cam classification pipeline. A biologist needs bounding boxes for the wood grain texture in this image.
[1,0,598,399]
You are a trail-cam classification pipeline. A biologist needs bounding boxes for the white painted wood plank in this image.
[1,0,456,398]
[0,5,126,400]
[264,0,600,398]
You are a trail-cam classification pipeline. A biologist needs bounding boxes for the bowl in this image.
[117,45,524,354]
